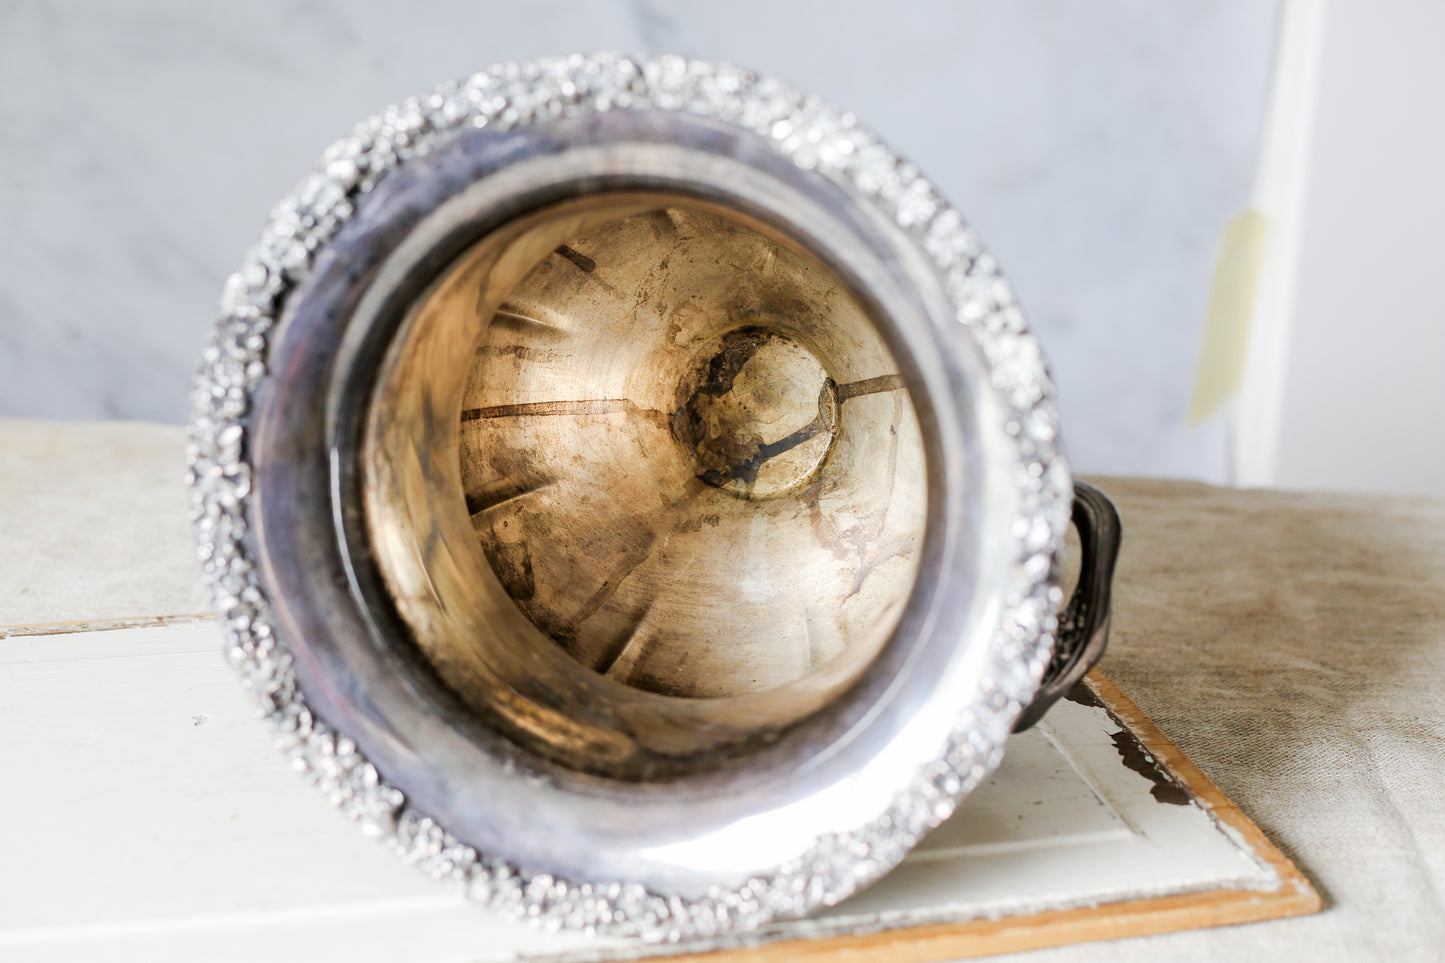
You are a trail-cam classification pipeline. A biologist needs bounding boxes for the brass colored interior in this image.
[363,195,927,776]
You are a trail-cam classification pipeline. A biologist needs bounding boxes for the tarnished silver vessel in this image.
[188,54,1119,939]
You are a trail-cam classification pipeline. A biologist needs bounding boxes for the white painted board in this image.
[0,622,1275,962]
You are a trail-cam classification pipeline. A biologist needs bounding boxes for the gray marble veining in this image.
[0,0,1276,481]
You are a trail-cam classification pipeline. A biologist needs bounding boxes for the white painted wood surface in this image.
[0,418,208,628]
[1,622,1275,963]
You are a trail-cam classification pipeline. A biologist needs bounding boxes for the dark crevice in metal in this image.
[554,244,597,273]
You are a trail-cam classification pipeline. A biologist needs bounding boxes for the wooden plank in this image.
[0,612,212,638]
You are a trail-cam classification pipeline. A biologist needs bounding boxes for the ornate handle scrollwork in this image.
[1014,480,1123,732]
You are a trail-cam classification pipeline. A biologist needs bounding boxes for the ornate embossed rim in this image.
[186,54,1071,941]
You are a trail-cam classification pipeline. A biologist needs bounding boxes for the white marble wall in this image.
[0,1,1276,481]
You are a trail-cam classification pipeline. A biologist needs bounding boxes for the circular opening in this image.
[363,194,927,775]
[672,325,839,501]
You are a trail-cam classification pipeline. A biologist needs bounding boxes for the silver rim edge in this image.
[186,53,1072,940]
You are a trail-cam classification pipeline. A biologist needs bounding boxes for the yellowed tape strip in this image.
[1188,209,1271,426]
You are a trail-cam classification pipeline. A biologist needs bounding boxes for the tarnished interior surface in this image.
[363,196,926,777]
[463,206,925,697]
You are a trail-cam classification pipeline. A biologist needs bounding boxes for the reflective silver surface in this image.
[190,55,1083,937]
[253,111,1007,890]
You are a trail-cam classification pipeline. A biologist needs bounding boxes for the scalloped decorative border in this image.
[186,54,1072,941]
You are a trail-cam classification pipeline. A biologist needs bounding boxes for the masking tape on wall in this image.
[1187,209,1271,426]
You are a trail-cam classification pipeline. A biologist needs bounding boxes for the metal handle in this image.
[1013,480,1123,732]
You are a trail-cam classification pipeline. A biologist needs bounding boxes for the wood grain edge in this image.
[650,669,1319,963]
[1080,669,1321,917]
[0,613,214,639]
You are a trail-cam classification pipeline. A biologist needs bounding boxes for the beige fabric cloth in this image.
[1019,476,1445,962]
[2,419,1442,959]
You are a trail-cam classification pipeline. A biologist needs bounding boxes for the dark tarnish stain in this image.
[836,373,905,401]
[1110,729,1192,806]
[644,208,682,242]
[464,473,553,516]
[1066,683,1189,805]
[554,244,596,273]
[694,326,770,396]
[674,513,722,534]
[756,380,836,460]
[672,327,838,492]
[461,399,641,421]
[1064,680,1105,709]
[483,534,536,601]
[697,384,835,491]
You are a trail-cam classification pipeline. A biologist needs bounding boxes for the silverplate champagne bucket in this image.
[187,54,1120,939]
